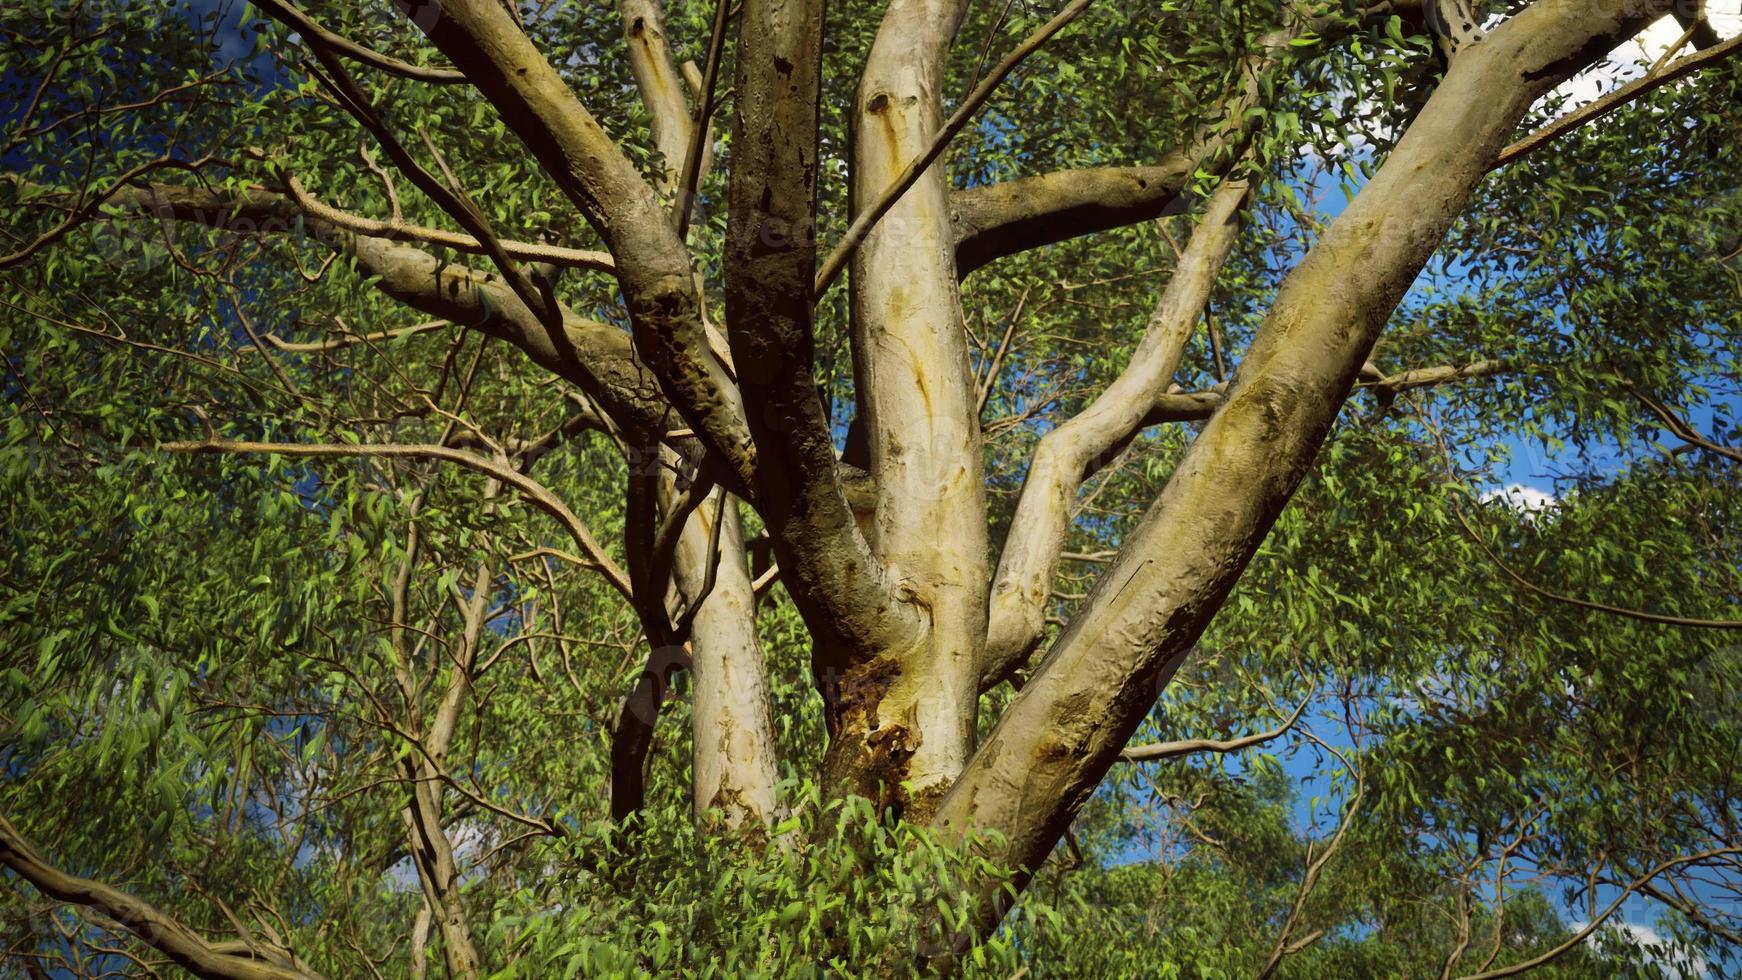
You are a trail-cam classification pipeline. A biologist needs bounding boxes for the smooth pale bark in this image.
[725,0,924,666]
[832,0,986,819]
[982,178,1252,686]
[668,491,781,827]
[620,0,704,192]
[933,0,1674,928]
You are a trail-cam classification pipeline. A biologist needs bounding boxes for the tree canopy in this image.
[1,0,1739,976]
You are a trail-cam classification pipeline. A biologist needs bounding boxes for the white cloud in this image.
[1481,483,1557,513]
[384,820,495,893]
[1572,920,1710,978]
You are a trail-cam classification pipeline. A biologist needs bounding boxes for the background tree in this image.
[2,0,1739,975]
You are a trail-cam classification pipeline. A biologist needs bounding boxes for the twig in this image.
[160,438,632,600]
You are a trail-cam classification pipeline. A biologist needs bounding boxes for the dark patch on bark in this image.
[1522,32,1619,82]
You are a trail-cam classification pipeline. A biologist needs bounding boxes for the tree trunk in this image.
[670,489,781,828]
[827,0,986,822]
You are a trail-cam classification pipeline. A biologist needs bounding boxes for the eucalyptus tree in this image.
[2,0,1739,975]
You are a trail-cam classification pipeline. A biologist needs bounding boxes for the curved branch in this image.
[946,14,1324,277]
[1623,382,1742,462]
[0,814,323,980]
[280,173,614,272]
[1452,500,1742,630]
[255,0,467,84]
[1119,685,1311,762]
[159,439,632,601]
[57,178,699,466]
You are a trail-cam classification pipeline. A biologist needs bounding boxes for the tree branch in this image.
[1453,846,1742,979]
[1623,382,1742,462]
[674,0,732,239]
[950,159,1197,278]
[411,0,758,488]
[1451,497,1742,629]
[0,814,323,980]
[945,13,1325,277]
[1119,683,1310,762]
[254,0,467,84]
[1491,31,1742,171]
[621,0,706,193]
[277,171,613,272]
[935,0,1677,943]
[74,177,704,470]
[158,439,632,600]
[983,177,1252,686]
[1140,359,1517,424]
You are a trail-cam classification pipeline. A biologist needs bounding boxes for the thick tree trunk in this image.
[823,0,986,822]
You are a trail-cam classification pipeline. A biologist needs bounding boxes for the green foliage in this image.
[1,0,1738,976]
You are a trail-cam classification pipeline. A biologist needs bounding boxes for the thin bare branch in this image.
[1120,685,1311,762]
[255,0,467,84]
[159,438,632,600]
